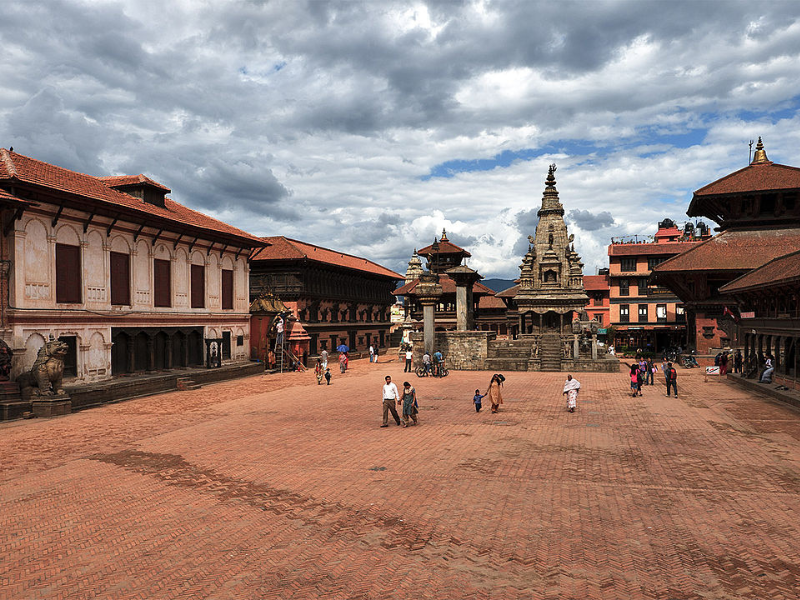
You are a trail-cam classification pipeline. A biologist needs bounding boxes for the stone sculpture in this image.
[16,336,69,396]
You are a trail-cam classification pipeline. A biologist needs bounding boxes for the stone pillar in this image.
[573,335,580,360]
[146,336,155,373]
[591,334,598,360]
[455,284,468,330]
[414,272,443,355]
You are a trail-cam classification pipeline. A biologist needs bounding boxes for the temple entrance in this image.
[543,311,560,332]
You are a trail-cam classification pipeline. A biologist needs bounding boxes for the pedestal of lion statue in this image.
[31,396,72,418]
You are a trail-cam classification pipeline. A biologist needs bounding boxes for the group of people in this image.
[628,356,678,397]
[380,375,419,427]
[421,350,445,376]
[714,349,743,375]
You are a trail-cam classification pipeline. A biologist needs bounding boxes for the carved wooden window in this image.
[55,243,81,304]
[620,258,636,272]
[619,278,629,296]
[191,264,205,308]
[221,269,234,310]
[638,304,648,323]
[620,305,630,323]
[110,251,130,306]
[154,259,171,307]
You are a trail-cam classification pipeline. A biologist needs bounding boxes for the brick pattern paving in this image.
[2,359,800,599]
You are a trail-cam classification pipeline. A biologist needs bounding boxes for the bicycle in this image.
[415,363,449,378]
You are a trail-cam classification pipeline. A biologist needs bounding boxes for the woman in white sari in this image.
[562,374,580,413]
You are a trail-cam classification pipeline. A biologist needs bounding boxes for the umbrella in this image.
[337,344,349,353]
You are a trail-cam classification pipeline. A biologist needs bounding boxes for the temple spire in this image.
[538,163,564,217]
[751,136,770,164]
[440,228,448,241]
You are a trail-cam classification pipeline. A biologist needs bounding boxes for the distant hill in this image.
[481,278,516,293]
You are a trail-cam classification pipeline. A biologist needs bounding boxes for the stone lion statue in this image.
[17,337,70,397]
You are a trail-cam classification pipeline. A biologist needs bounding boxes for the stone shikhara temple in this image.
[409,165,617,372]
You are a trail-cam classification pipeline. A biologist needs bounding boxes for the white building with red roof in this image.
[0,148,266,399]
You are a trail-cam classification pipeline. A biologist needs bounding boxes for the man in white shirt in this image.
[381,375,401,427]
[422,351,432,375]
[369,345,375,363]
[404,347,413,372]
[275,316,284,348]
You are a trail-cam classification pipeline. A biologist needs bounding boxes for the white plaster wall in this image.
[85,229,106,305]
[22,218,51,307]
[207,253,220,309]
[174,247,188,307]
[134,239,151,307]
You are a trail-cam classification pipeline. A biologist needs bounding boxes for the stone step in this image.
[176,377,202,391]
[1,400,31,421]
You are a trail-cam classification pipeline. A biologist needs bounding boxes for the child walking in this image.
[324,368,331,385]
[473,389,485,412]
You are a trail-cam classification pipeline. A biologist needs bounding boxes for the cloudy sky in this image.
[2,1,800,279]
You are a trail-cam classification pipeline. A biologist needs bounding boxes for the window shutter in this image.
[154,259,172,307]
[55,244,81,303]
[110,252,130,306]
[221,269,233,310]
[191,264,205,308]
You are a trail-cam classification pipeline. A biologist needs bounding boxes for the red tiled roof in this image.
[719,250,800,293]
[583,275,609,291]
[692,161,800,198]
[98,174,171,192]
[495,284,520,298]
[478,295,507,309]
[394,275,494,296]
[651,227,800,274]
[417,239,471,257]
[608,242,700,256]
[0,149,264,245]
[251,237,401,280]
[0,188,36,207]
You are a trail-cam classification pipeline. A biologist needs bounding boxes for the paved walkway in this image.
[2,360,799,599]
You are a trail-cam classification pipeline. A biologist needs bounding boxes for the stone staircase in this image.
[539,335,562,371]
[0,380,30,420]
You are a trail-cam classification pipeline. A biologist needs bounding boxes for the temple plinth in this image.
[414,272,443,354]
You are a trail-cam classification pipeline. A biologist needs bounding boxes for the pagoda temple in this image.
[652,138,800,362]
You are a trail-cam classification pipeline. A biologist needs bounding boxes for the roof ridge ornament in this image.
[546,163,557,187]
[440,228,448,241]
[751,136,770,164]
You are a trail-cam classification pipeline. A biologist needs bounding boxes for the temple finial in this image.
[441,228,448,241]
[546,163,557,187]
[751,136,770,164]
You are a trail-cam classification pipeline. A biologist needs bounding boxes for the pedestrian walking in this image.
[665,362,678,397]
[629,363,641,397]
[321,349,328,370]
[485,373,504,413]
[473,389,485,413]
[646,358,655,386]
[314,359,323,385]
[401,381,418,426]
[562,374,580,412]
[369,345,375,363]
[404,347,413,373]
[661,357,669,385]
[374,345,379,363]
[734,350,743,374]
[720,351,729,375]
[339,351,347,374]
[380,375,402,427]
[324,368,332,385]
[638,356,648,386]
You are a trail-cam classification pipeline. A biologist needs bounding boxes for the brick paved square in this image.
[2,359,799,599]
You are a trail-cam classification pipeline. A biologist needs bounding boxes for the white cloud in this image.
[2,0,800,279]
